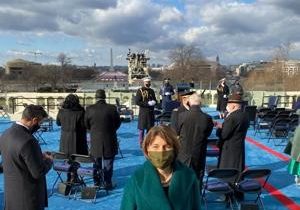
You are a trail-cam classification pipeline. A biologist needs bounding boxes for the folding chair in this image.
[202,168,239,210]
[116,98,134,122]
[244,105,257,129]
[33,127,48,144]
[71,154,108,203]
[235,169,271,210]
[268,118,290,146]
[0,106,9,118]
[50,152,72,196]
[267,96,279,110]
[255,111,276,136]
[41,117,53,131]
[257,108,271,119]
[155,111,172,125]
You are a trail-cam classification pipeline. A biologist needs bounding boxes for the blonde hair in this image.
[142,125,180,158]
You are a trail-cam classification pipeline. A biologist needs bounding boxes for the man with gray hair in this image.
[0,105,53,210]
[178,93,214,189]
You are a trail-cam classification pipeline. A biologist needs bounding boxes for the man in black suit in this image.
[177,93,214,189]
[216,94,250,200]
[0,105,53,210]
[85,89,121,189]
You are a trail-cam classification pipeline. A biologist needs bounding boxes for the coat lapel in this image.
[168,162,194,209]
[138,161,173,210]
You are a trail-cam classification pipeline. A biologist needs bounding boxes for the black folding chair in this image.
[257,108,271,119]
[33,127,48,144]
[71,154,108,202]
[202,168,239,210]
[41,117,54,131]
[50,152,71,196]
[255,111,276,136]
[268,118,291,146]
[155,111,172,125]
[244,105,257,129]
[235,169,271,210]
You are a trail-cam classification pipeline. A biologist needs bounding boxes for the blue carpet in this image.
[0,108,299,209]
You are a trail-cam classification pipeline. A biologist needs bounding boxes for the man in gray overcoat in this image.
[0,105,53,210]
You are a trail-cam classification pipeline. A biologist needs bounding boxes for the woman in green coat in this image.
[121,125,201,210]
[288,125,300,185]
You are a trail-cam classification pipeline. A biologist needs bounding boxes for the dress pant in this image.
[93,157,115,186]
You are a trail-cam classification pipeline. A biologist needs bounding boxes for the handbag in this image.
[81,186,97,199]
[57,182,72,196]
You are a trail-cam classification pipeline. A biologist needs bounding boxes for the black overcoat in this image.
[216,84,229,112]
[56,108,88,156]
[216,109,249,172]
[170,105,188,135]
[0,123,52,210]
[177,106,214,178]
[135,87,157,130]
[85,100,121,158]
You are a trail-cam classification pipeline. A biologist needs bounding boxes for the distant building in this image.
[281,60,300,76]
[234,61,271,76]
[5,59,41,76]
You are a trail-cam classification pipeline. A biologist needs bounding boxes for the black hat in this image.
[179,90,195,97]
[95,89,106,99]
[227,94,243,103]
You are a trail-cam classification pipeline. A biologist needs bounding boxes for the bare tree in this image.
[44,64,62,89]
[165,45,222,87]
[57,53,71,67]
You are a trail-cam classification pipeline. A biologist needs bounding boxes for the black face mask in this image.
[29,124,40,134]
[145,84,151,88]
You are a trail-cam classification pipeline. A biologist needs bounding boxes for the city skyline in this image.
[0,0,300,66]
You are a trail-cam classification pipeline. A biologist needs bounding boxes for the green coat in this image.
[121,160,201,210]
[291,126,300,162]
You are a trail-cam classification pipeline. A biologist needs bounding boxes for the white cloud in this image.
[1,0,300,65]
[159,7,183,23]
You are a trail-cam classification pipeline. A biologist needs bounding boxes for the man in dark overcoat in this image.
[170,91,194,135]
[216,94,249,200]
[177,93,214,189]
[159,78,175,112]
[85,89,121,189]
[135,77,157,145]
[0,105,53,210]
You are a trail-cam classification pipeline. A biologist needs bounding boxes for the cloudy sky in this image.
[0,0,300,66]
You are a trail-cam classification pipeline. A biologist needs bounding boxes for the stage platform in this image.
[0,108,299,210]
